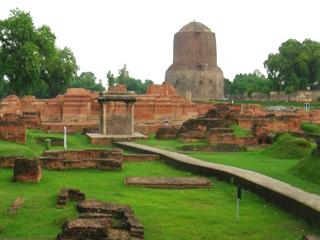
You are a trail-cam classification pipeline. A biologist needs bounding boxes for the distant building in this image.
[165,21,224,101]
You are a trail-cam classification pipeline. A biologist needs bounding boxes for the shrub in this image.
[301,122,320,135]
[263,133,313,159]
[290,154,320,184]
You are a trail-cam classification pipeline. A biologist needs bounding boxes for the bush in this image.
[290,154,320,184]
[301,122,320,135]
[263,133,313,159]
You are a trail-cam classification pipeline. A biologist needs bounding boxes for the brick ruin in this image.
[125,177,212,189]
[0,113,26,144]
[13,158,42,182]
[57,200,144,240]
[0,84,198,135]
[40,149,123,170]
[57,188,86,208]
[0,84,319,142]
[0,150,160,168]
[156,103,320,145]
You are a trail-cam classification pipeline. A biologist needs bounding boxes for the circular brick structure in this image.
[165,21,224,101]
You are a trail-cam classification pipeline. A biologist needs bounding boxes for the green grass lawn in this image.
[0,129,113,157]
[301,122,320,136]
[136,134,209,151]
[0,161,318,239]
[136,136,320,195]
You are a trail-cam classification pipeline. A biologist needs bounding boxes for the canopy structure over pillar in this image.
[87,93,146,145]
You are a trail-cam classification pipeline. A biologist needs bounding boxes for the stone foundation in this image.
[40,149,123,170]
[0,113,26,144]
[57,200,144,240]
[87,133,147,146]
[155,127,178,140]
[57,188,86,208]
[13,158,42,182]
[179,144,247,152]
[205,129,257,145]
[125,177,211,189]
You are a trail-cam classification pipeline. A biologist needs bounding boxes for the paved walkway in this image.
[116,142,320,225]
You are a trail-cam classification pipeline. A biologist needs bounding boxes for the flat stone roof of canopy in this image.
[98,94,136,102]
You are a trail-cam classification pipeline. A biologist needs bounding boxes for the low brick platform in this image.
[179,143,247,152]
[40,149,123,170]
[87,133,147,146]
[125,177,211,189]
[57,200,144,240]
[57,188,86,208]
[13,158,42,182]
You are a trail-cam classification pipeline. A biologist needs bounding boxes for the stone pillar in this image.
[103,103,107,135]
[128,102,134,135]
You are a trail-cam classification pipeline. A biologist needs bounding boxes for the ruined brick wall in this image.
[62,88,92,122]
[0,95,21,117]
[108,84,127,93]
[42,149,123,161]
[165,22,224,100]
[40,149,123,170]
[0,113,26,144]
[232,90,320,102]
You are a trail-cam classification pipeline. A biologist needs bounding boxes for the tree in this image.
[231,70,271,96]
[264,39,320,92]
[0,75,9,98]
[224,78,232,97]
[106,65,154,94]
[0,9,79,98]
[71,71,105,92]
[106,70,115,87]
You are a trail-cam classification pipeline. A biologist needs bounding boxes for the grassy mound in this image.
[0,129,113,158]
[263,133,313,159]
[290,154,320,185]
[230,124,251,137]
[301,122,320,135]
[0,140,36,157]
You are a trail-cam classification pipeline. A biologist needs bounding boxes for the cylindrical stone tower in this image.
[165,21,224,101]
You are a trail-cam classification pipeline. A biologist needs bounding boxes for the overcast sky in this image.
[1,0,320,86]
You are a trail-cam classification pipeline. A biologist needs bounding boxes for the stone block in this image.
[8,197,25,215]
[13,158,42,182]
[57,188,86,208]
[0,113,26,144]
[125,177,211,189]
[155,127,178,139]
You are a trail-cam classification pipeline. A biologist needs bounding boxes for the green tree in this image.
[71,71,105,92]
[107,65,154,94]
[231,70,271,96]
[224,78,232,97]
[264,39,320,92]
[0,9,78,98]
[0,75,9,98]
[106,70,115,87]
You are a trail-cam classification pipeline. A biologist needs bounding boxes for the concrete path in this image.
[116,141,320,226]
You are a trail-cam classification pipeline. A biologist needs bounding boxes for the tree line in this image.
[0,9,104,98]
[225,39,320,97]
